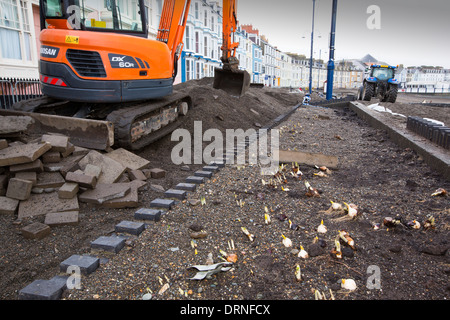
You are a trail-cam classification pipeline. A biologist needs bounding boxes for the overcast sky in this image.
[237,0,450,68]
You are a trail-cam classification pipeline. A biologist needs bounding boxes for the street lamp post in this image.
[326,0,338,100]
[309,0,316,95]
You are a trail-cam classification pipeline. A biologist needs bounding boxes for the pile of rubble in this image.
[0,123,164,240]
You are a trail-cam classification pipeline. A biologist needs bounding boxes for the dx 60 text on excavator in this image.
[10,0,250,150]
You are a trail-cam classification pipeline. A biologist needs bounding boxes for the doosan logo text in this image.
[40,47,59,57]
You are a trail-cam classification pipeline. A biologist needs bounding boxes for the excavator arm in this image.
[213,0,250,96]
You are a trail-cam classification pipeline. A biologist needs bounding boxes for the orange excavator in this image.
[11,0,249,150]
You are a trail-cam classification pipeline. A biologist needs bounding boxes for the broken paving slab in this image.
[14,171,37,186]
[65,171,97,189]
[18,192,79,219]
[35,172,65,189]
[0,142,51,167]
[6,178,33,200]
[58,182,79,199]
[0,115,34,135]
[101,180,146,209]
[278,150,339,169]
[41,134,69,153]
[44,211,79,226]
[43,154,83,176]
[78,150,126,184]
[21,222,51,240]
[10,159,44,173]
[79,183,131,205]
[105,148,150,170]
[0,196,19,214]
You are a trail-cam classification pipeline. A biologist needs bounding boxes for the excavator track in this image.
[11,91,193,151]
[107,91,192,150]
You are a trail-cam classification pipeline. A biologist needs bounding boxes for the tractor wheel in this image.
[387,84,398,103]
[362,82,374,101]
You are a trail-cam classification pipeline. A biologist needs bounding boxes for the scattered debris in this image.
[187,262,233,280]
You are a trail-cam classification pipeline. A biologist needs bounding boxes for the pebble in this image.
[142,293,152,300]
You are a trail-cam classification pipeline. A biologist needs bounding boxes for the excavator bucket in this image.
[213,67,251,97]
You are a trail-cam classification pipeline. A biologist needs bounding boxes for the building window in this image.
[204,36,208,57]
[195,31,200,54]
[185,25,192,50]
[194,1,199,19]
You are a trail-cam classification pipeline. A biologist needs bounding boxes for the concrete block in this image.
[44,211,79,226]
[209,160,225,168]
[60,255,99,276]
[6,178,33,200]
[0,115,33,135]
[149,198,175,209]
[21,222,51,240]
[49,154,84,177]
[128,169,147,181]
[60,143,75,158]
[91,236,126,253]
[65,171,97,189]
[18,192,79,219]
[150,168,166,179]
[163,189,186,200]
[0,139,8,150]
[18,276,67,300]
[41,151,61,164]
[58,182,79,199]
[9,159,44,173]
[194,170,213,178]
[41,134,69,153]
[35,172,65,189]
[174,182,197,192]
[78,150,126,184]
[134,208,161,221]
[115,220,145,235]
[202,165,219,172]
[105,148,150,170]
[14,171,37,186]
[185,176,205,184]
[0,174,7,195]
[0,142,51,167]
[0,196,19,214]
[83,164,102,179]
[79,183,131,205]
[102,180,146,209]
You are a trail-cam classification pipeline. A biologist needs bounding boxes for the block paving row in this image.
[16,134,258,299]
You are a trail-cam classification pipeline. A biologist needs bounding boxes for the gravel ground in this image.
[1,83,449,304]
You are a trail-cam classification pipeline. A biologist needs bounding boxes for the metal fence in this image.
[0,78,42,110]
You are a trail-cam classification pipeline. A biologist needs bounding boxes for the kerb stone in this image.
[91,236,126,253]
[60,255,99,276]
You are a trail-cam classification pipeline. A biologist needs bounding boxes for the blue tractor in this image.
[358,65,399,103]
